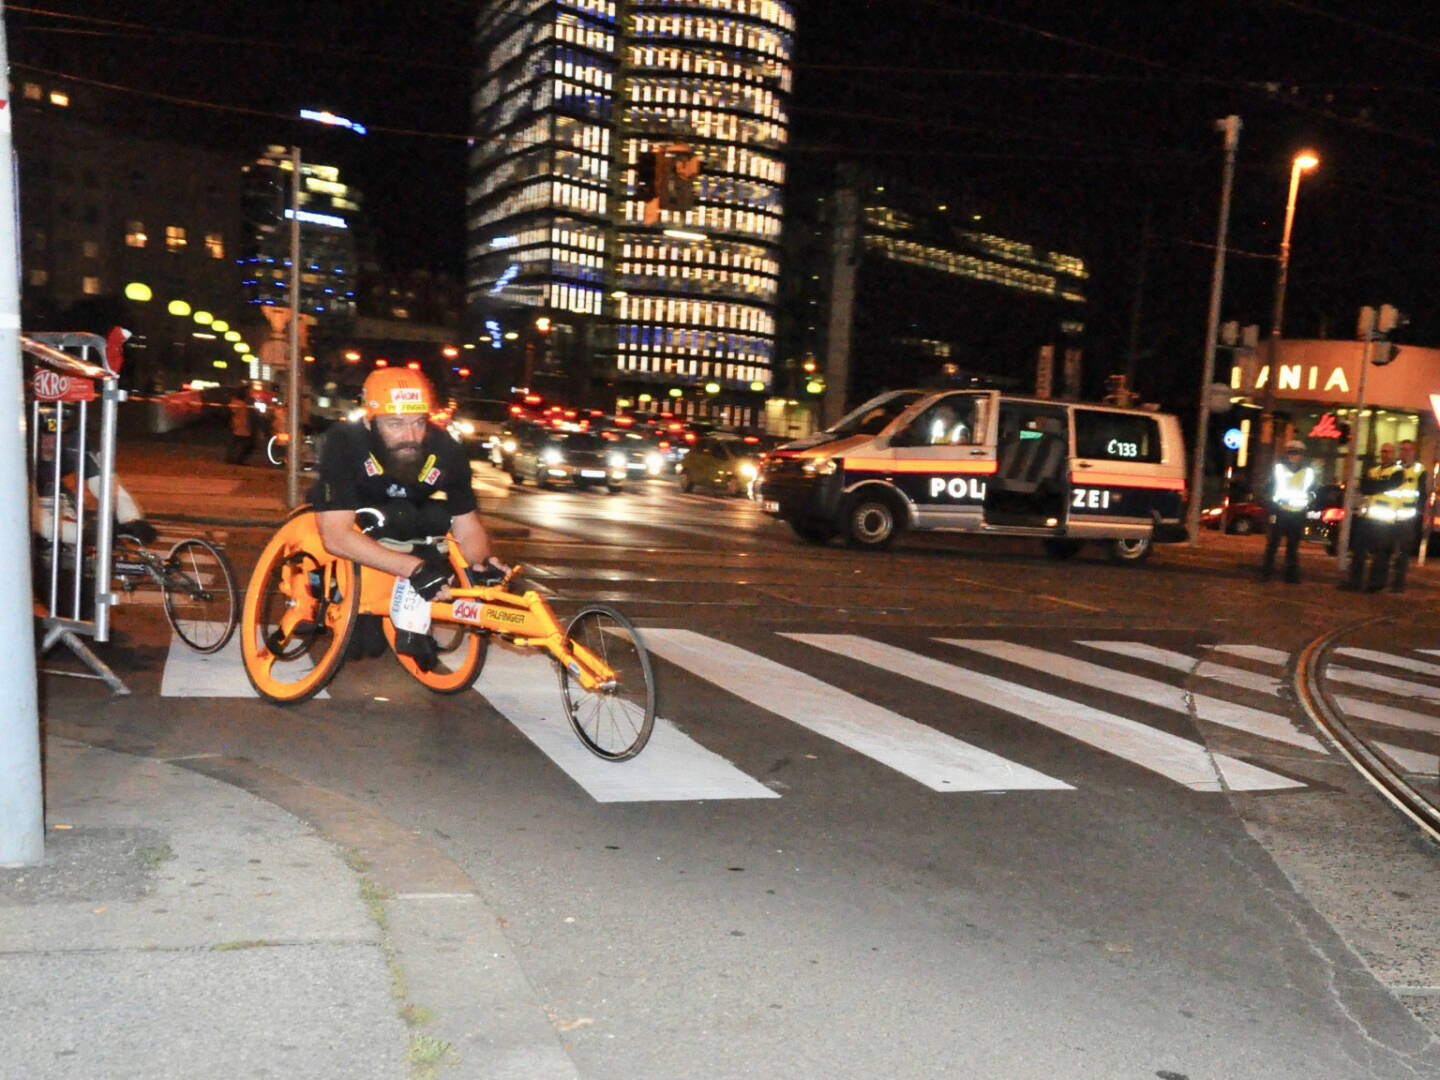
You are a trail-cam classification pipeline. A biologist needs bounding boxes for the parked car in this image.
[1200,488,1268,535]
[511,428,627,491]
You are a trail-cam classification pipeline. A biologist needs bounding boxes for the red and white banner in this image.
[31,368,95,403]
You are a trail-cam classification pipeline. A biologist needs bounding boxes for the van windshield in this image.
[827,390,928,436]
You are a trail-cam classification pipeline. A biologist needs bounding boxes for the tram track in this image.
[1295,615,1440,846]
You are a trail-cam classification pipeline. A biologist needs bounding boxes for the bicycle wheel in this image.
[161,538,238,653]
[381,556,487,693]
[558,605,656,761]
[240,515,359,703]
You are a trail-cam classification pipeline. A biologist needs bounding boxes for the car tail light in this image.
[1321,507,1345,524]
[684,431,696,442]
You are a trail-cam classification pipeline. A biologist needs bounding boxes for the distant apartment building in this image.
[467,0,794,427]
[781,167,1089,424]
[11,76,249,388]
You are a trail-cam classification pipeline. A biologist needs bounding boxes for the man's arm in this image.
[449,510,493,568]
[315,509,428,579]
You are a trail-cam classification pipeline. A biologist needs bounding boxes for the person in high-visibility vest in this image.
[1261,438,1316,583]
[1342,442,1398,592]
[1373,438,1429,592]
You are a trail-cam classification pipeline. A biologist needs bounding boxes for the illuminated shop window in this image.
[165,225,187,251]
[205,233,225,259]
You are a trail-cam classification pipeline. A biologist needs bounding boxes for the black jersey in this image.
[309,421,476,532]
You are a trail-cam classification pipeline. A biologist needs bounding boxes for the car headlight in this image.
[347,406,368,422]
[739,462,758,480]
[803,457,838,476]
[645,452,664,475]
[456,420,475,436]
[540,446,563,465]
[608,452,626,469]
[501,438,517,454]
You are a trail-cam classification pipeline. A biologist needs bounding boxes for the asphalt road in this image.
[42,458,1440,1079]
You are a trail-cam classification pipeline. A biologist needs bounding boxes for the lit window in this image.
[205,233,224,259]
[29,269,48,286]
[23,83,41,101]
[82,240,99,259]
[166,225,186,251]
[82,276,100,295]
[49,91,69,107]
[125,221,147,247]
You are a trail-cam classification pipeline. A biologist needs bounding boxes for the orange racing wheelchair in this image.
[239,508,655,760]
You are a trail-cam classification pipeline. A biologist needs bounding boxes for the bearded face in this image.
[372,415,428,483]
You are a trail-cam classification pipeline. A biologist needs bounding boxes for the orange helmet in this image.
[362,368,432,418]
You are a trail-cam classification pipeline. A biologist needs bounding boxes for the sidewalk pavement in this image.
[0,739,408,1079]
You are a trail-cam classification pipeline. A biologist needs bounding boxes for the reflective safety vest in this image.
[1369,462,1425,522]
[1270,461,1316,512]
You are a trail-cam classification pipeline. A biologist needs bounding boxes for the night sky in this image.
[7,0,1440,408]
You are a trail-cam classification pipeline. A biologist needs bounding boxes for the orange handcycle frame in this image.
[239,508,655,760]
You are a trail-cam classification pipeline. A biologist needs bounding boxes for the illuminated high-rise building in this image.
[241,146,362,322]
[468,0,794,425]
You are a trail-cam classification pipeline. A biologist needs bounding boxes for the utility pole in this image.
[0,5,46,867]
[286,147,303,508]
[822,171,860,429]
[1187,115,1241,548]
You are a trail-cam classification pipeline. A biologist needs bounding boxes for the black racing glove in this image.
[407,556,453,601]
[474,558,510,587]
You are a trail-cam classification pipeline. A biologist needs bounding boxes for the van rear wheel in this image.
[844,494,899,550]
[1107,536,1152,564]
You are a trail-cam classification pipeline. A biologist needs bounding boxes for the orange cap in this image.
[362,367,432,417]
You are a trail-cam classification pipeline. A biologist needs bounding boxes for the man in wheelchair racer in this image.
[309,367,505,670]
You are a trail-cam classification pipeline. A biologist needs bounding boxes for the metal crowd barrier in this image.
[25,331,129,695]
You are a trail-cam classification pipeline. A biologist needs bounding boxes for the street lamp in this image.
[1259,149,1319,473]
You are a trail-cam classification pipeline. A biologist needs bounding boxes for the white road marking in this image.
[1213,642,1440,705]
[1210,644,1290,666]
[961,640,1323,753]
[1331,696,1440,736]
[159,629,329,699]
[1374,742,1440,775]
[791,635,1303,792]
[474,646,778,803]
[1084,641,1283,696]
[1336,647,1440,681]
[648,629,1071,792]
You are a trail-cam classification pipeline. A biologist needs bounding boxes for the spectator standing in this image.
[1340,442,1398,592]
[1261,438,1316,584]
[226,386,255,464]
[1379,438,1429,592]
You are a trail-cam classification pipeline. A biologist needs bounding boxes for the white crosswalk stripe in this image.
[1336,647,1440,681]
[160,631,329,699]
[956,640,1324,753]
[473,647,777,803]
[647,629,1073,793]
[789,635,1303,792]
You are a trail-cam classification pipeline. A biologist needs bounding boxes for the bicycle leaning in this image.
[112,528,239,653]
[238,507,656,760]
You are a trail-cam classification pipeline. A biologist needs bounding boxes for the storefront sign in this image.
[1309,413,1343,439]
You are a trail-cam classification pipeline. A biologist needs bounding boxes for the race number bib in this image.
[389,578,432,634]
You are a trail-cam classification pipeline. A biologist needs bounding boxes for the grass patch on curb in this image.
[340,847,457,1078]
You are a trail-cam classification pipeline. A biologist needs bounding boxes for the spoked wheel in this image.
[381,557,488,694]
[558,605,656,761]
[161,538,238,653]
[240,515,359,703]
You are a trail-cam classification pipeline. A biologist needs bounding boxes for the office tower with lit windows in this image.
[468,0,794,426]
[241,146,363,322]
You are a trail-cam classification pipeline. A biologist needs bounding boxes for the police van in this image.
[756,388,1188,563]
